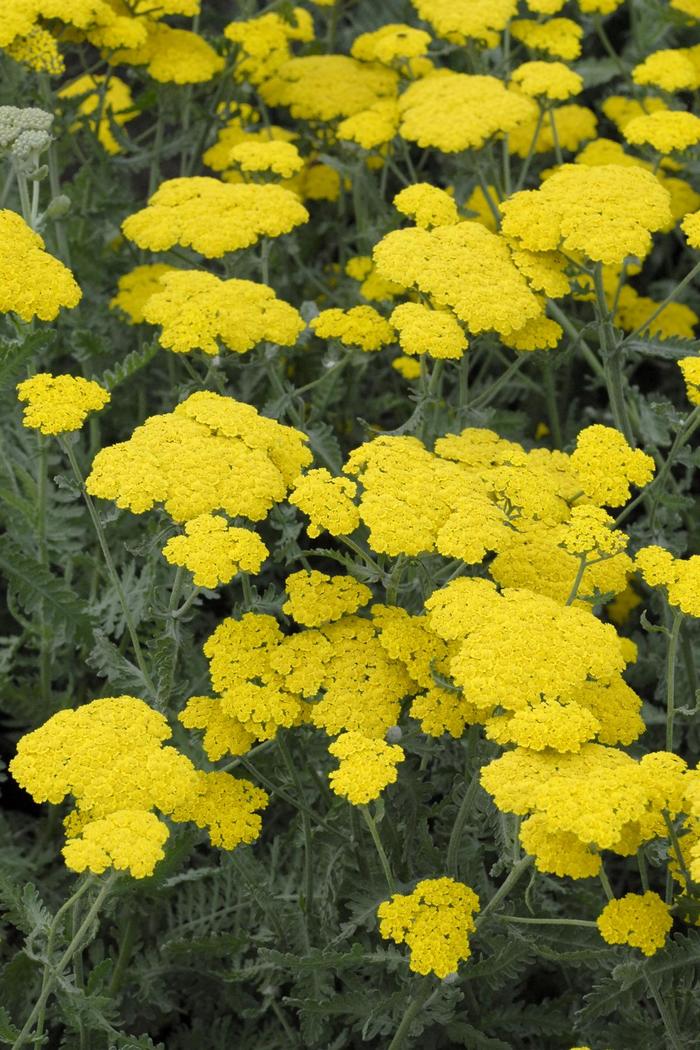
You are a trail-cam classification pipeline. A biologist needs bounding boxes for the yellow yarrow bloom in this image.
[570,424,655,507]
[636,545,700,618]
[500,164,671,265]
[602,95,667,133]
[390,302,468,359]
[224,9,314,86]
[122,177,309,258]
[110,263,176,324]
[311,306,395,351]
[87,391,311,522]
[411,0,516,47]
[328,731,404,804]
[508,104,597,158]
[624,110,700,155]
[260,55,398,122]
[393,355,422,379]
[633,48,700,92]
[399,72,536,153]
[282,570,372,627]
[679,356,700,404]
[169,769,268,850]
[17,373,110,435]
[615,285,698,340]
[5,25,64,75]
[510,18,583,60]
[681,208,700,249]
[142,270,304,355]
[0,210,81,320]
[162,515,268,588]
[511,60,583,101]
[351,23,431,65]
[111,23,224,84]
[179,695,256,761]
[377,877,480,978]
[596,892,672,956]
[63,810,169,879]
[337,99,400,150]
[393,182,459,228]
[288,468,361,538]
[228,139,304,179]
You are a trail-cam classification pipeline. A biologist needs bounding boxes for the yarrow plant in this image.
[1,2,700,1049]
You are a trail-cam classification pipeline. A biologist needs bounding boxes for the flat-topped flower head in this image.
[510,18,583,60]
[412,0,516,47]
[142,271,304,355]
[288,468,361,538]
[596,892,672,956]
[500,165,672,265]
[0,210,81,320]
[228,140,304,179]
[110,263,176,324]
[328,731,404,804]
[399,72,536,153]
[511,60,583,101]
[377,877,480,977]
[17,373,110,435]
[311,306,395,351]
[624,110,700,155]
[633,48,700,92]
[391,302,468,359]
[570,424,655,507]
[393,183,459,228]
[351,23,431,65]
[122,177,309,258]
[162,515,268,588]
[282,569,372,626]
[87,392,311,522]
[63,810,169,879]
[636,545,700,617]
[111,23,224,84]
[260,55,398,122]
[681,208,700,248]
[224,9,314,86]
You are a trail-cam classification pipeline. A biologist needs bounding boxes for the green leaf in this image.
[0,1006,19,1043]
[0,540,89,629]
[99,341,159,392]
[86,630,149,694]
[626,336,700,361]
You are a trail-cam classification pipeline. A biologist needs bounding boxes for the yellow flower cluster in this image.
[282,570,372,627]
[112,23,223,84]
[624,110,700,156]
[377,877,480,977]
[511,60,583,101]
[351,23,431,66]
[482,746,688,878]
[411,0,515,48]
[142,271,305,355]
[229,140,304,179]
[391,302,468,359]
[510,18,583,60]
[328,732,404,804]
[86,391,311,522]
[260,55,398,122]
[393,183,459,228]
[679,356,700,404]
[10,696,267,877]
[122,177,309,258]
[596,892,673,956]
[224,9,314,87]
[636,546,700,618]
[110,263,176,323]
[17,373,110,435]
[570,424,655,507]
[633,47,700,92]
[426,578,641,753]
[289,468,361,538]
[311,306,395,351]
[1,210,81,320]
[500,165,672,265]
[398,72,536,153]
[162,515,268,588]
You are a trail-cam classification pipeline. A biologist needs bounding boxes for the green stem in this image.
[386,554,406,606]
[623,259,700,344]
[60,440,156,700]
[496,915,597,928]
[638,849,650,892]
[644,967,684,1050]
[108,912,138,997]
[598,865,614,901]
[446,772,480,878]
[277,734,314,941]
[548,108,563,166]
[477,855,534,923]
[514,107,546,191]
[565,555,588,606]
[361,806,395,893]
[541,355,562,448]
[13,876,114,1050]
[663,811,692,893]
[469,353,527,411]
[594,263,634,445]
[666,609,683,751]
[387,979,434,1050]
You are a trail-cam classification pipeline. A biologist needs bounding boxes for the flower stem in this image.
[477,854,534,923]
[361,805,395,894]
[387,979,434,1050]
[666,609,684,751]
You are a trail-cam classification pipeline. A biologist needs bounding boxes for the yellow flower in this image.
[636,545,700,617]
[570,424,655,507]
[399,71,536,153]
[337,100,400,150]
[377,877,480,977]
[17,373,110,435]
[63,810,169,879]
[508,104,597,158]
[351,23,431,65]
[179,695,256,761]
[288,468,361,538]
[624,110,700,155]
[393,182,459,228]
[87,391,311,522]
[162,515,268,588]
[282,570,372,627]
[6,25,64,75]
[510,18,583,61]
[224,9,314,86]
[112,23,224,84]
[169,770,268,850]
[0,210,81,320]
[681,208,700,248]
[328,731,404,804]
[122,177,309,258]
[311,305,395,351]
[412,0,516,47]
[679,356,700,404]
[142,270,304,355]
[260,55,398,122]
[511,60,583,101]
[228,139,304,178]
[390,302,468,359]
[633,48,700,92]
[596,892,672,956]
[392,355,422,379]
